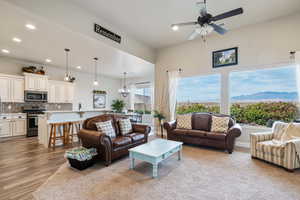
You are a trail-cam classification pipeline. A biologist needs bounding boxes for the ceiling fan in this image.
[171,0,243,41]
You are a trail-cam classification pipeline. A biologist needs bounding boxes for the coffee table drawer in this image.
[161,145,181,160]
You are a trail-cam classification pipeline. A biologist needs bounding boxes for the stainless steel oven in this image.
[23,106,46,137]
[24,91,48,102]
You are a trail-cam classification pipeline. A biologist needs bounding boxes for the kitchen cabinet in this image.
[0,74,24,102]
[48,80,74,103]
[24,73,48,92]
[0,114,27,137]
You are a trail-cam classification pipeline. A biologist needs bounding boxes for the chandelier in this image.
[93,57,99,86]
[118,72,130,97]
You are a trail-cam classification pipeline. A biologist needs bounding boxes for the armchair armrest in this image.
[250,132,274,143]
[163,120,177,132]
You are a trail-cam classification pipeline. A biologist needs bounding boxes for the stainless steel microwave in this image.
[24,91,48,102]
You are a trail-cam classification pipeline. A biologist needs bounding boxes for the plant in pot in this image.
[153,110,166,138]
[111,99,126,113]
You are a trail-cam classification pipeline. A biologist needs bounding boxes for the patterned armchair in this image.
[250,122,300,172]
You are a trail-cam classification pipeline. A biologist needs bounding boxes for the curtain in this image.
[168,70,180,121]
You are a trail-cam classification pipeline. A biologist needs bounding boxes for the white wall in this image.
[0,57,121,111]
[5,0,156,64]
[155,13,300,117]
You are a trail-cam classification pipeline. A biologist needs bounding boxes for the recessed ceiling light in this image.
[171,25,179,31]
[1,49,10,54]
[12,37,22,43]
[25,24,36,30]
[45,59,52,63]
[76,66,82,69]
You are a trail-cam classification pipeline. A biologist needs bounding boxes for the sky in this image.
[177,65,298,103]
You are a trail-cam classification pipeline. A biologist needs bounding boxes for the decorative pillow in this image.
[210,116,230,133]
[177,114,192,129]
[95,120,116,138]
[119,118,133,135]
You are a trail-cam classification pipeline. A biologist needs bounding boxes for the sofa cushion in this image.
[192,113,211,131]
[95,120,116,138]
[118,118,133,135]
[256,140,284,157]
[126,133,145,142]
[172,129,189,135]
[186,129,207,137]
[205,132,226,140]
[177,114,192,129]
[112,137,132,148]
[211,116,229,133]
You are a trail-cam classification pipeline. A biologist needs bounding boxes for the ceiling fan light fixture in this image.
[171,25,179,31]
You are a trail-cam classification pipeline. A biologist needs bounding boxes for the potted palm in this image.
[111,99,126,113]
[153,110,166,138]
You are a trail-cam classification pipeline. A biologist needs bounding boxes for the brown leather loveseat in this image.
[164,113,242,153]
[78,114,151,166]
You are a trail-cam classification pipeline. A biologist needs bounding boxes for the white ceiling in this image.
[72,0,300,48]
[0,2,154,79]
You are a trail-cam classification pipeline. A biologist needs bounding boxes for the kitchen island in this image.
[38,110,109,147]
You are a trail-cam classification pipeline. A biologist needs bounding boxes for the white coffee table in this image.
[129,139,183,178]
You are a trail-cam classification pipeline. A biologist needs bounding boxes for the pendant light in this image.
[93,57,99,86]
[119,72,130,97]
[64,48,71,81]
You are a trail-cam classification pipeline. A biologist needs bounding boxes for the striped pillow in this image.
[95,120,116,138]
[119,119,133,135]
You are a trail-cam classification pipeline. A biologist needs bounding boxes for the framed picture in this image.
[212,47,238,68]
[93,90,107,109]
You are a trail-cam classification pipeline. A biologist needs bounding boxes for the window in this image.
[176,74,221,114]
[133,86,152,114]
[230,65,299,126]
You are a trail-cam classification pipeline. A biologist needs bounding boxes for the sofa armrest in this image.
[163,120,177,132]
[227,123,242,138]
[132,124,151,135]
[78,128,112,150]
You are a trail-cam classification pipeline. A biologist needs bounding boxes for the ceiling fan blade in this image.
[210,23,227,35]
[187,29,200,40]
[171,21,198,28]
[211,8,243,21]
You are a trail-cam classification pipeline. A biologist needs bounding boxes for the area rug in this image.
[33,145,300,200]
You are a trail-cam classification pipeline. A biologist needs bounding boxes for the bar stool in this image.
[48,121,70,148]
[67,120,82,145]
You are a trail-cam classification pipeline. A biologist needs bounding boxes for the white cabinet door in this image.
[0,120,12,137]
[25,76,36,91]
[48,83,56,103]
[37,77,48,91]
[13,119,26,136]
[55,84,65,103]
[0,77,11,102]
[64,84,74,103]
[12,78,24,102]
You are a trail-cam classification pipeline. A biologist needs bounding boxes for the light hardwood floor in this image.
[0,136,77,200]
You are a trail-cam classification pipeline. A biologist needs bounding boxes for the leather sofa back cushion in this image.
[192,113,211,131]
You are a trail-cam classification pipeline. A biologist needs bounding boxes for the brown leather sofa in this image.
[78,114,151,166]
[163,113,242,153]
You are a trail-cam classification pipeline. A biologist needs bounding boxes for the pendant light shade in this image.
[119,72,130,97]
[64,48,71,81]
[93,57,99,86]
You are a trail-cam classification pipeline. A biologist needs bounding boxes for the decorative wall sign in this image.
[93,90,107,109]
[94,23,121,44]
[212,47,238,68]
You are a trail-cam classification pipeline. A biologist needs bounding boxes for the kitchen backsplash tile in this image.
[1,103,72,113]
